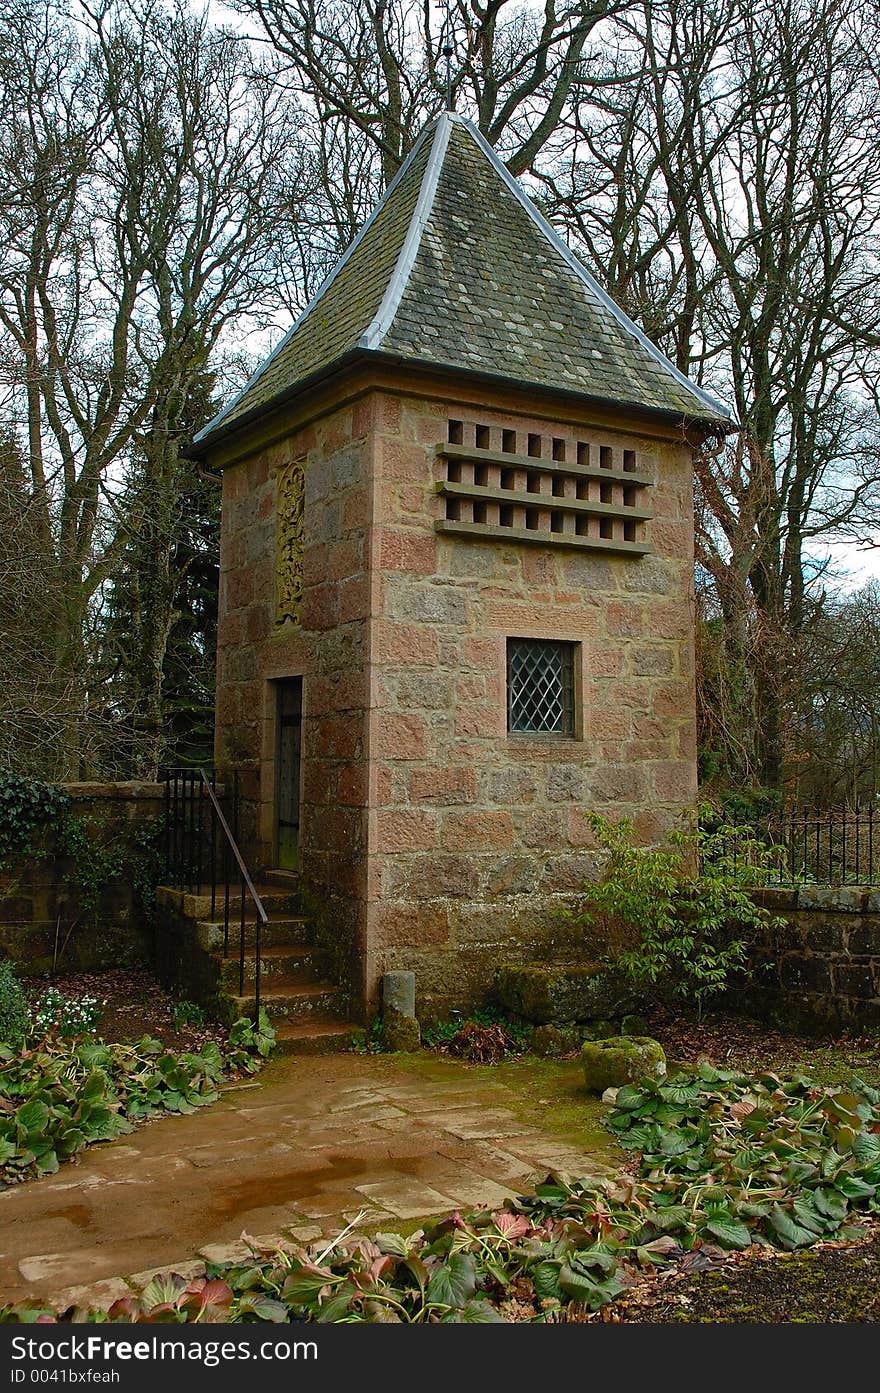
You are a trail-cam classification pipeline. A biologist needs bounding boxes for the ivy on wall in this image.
[0,773,165,941]
[0,775,70,871]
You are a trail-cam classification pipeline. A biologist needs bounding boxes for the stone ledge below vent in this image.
[435,519,652,556]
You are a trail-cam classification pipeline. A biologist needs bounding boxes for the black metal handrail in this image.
[162,767,269,1018]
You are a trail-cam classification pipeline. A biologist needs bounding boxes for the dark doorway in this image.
[275,678,303,869]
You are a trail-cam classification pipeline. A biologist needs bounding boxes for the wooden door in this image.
[275,678,302,869]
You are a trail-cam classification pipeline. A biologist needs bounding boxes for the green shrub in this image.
[0,776,165,943]
[423,1007,532,1055]
[171,999,206,1030]
[573,808,784,1012]
[0,961,28,1050]
[349,1015,386,1053]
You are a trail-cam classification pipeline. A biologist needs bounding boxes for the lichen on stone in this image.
[581,1036,666,1092]
[495,962,638,1025]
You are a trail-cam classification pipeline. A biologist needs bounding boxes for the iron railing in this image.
[163,768,268,1017]
[719,803,880,888]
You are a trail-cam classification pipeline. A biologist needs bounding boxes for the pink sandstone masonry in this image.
[215,378,698,1020]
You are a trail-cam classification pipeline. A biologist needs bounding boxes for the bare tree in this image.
[535,0,880,788]
[4,0,878,793]
[0,0,310,777]
[786,582,880,803]
[237,0,625,255]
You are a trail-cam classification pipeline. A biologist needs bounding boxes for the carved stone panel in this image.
[275,459,305,625]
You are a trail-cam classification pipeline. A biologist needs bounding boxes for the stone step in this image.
[216,945,323,987]
[260,870,302,888]
[229,981,346,1024]
[196,915,311,952]
[157,885,304,921]
[272,1019,361,1056]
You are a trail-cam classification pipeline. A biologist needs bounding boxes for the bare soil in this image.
[642,1002,880,1087]
[602,1231,880,1323]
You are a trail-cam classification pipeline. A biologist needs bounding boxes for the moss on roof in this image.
[197,113,730,448]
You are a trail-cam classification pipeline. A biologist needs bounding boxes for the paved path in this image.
[0,1052,616,1305]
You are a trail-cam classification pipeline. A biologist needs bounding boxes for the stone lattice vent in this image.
[436,419,652,555]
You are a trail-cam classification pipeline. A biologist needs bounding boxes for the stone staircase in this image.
[154,878,358,1055]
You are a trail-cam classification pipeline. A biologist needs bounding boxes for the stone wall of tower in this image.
[361,386,697,1019]
[214,376,698,1021]
[215,397,375,1003]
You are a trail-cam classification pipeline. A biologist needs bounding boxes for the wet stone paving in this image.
[0,1051,618,1309]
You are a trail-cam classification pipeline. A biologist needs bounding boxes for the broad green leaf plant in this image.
[0,1010,275,1183]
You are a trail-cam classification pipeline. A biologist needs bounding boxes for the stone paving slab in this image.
[354,1178,459,1220]
[0,1052,618,1304]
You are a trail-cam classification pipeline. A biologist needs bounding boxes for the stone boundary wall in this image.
[0,782,163,975]
[740,886,880,1032]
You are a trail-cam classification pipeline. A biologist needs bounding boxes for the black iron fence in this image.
[162,768,268,1016]
[718,803,880,888]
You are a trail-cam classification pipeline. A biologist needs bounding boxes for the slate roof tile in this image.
[195,112,730,448]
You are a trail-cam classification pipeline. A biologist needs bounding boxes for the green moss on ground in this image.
[394,1050,623,1166]
[618,1235,880,1323]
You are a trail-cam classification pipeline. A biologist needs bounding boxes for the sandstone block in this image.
[442,810,513,852]
[373,904,449,948]
[380,528,436,574]
[531,1021,616,1056]
[547,765,585,802]
[495,962,638,1024]
[582,1037,666,1092]
[375,714,428,761]
[375,621,439,665]
[409,766,478,806]
[377,810,437,853]
[395,586,468,626]
[407,854,480,899]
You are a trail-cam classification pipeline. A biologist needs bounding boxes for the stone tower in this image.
[190,111,732,1019]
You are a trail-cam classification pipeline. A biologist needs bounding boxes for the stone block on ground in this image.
[532,1023,583,1056]
[620,1013,649,1036]
[581,1019,619,1041]
[532,1020,618,1056]
[495,962,638,1024]
[51,1277,133,1314]
[383,970,416,1018]
[383,1005,421,1051]
[581,1036,666,1093]
[126,1259,206,1292]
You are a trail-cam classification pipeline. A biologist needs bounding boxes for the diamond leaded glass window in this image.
[507,639,575,736]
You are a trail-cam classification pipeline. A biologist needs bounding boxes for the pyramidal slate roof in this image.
[195,112,731,449]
